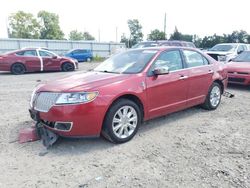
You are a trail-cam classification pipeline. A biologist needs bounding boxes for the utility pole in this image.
[164,13,166,39]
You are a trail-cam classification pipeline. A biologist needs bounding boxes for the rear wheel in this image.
[62,62,75,72]
[102,99,141,143]
[86,57,91,62]
[201,82,222,110]
[11,63,26,75]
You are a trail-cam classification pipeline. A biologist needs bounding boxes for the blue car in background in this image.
[65,49,93,62]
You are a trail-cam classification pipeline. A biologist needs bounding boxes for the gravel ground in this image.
[0,63,249,188]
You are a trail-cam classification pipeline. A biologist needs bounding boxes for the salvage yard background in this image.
[0,63,249,187]
[0,38,125,57]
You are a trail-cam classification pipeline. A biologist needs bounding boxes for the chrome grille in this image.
[34,92,60,112]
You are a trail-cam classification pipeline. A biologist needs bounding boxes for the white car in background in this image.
[206,43,249,62]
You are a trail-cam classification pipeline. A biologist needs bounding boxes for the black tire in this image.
[11,63,26,75]
[61,62,75,72]
[201,82,222,110]
[102,99,142,144]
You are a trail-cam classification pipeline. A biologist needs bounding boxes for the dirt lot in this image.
[0,63,249,188]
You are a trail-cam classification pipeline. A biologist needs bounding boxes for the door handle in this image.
[179,75,188,80]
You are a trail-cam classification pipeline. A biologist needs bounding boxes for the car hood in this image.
[37,71,132,92]
[205,51,232,55]
[60,56,75,61]
[227,62,250,72]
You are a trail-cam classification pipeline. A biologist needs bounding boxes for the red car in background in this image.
[227,51,250,85]
[29,47,227,146]
[0,48,78,74]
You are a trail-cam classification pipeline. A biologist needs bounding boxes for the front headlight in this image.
[55,92,98,105]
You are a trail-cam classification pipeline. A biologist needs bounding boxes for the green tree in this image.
[147,29,165,41]
[227,30,248,43]
[69,30,95,41]
[169,27,193,42]
[120,33,129,48]
[169,27,182,40]
[247,35,250,43]
[193,35,203,48]
[181,34,193,42]
[69,30,84,40]
[38,10,64,40]
[127,19,143,47]
[8,11,40,39]
[82,32,95,40]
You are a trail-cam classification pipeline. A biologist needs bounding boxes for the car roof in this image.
[7,48,57,56]
[21,47,49,50]
[129,46,199,51]
[215,43,246,45]
[70,48,91,50]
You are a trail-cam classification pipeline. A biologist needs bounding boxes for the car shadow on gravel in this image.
[139,106,204,134]
[25,106,205,155]
[11,120,115,154]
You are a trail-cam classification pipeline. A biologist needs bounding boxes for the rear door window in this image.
[39,50,54,57]
[183,50,208,68]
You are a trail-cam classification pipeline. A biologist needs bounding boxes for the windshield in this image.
[233,51,250,62]
[210,44,237,52]
[94,49,158,74]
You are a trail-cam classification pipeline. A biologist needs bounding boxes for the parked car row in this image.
[227,50,250,85]
[0,48,79,74]
[132,41,250,86]
[205,43,249,62]
[64,49,93,62]
[204,43,250,86]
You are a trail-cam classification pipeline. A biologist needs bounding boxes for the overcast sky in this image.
[0,0,250,42]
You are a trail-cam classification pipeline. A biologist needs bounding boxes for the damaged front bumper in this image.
[29,109,58,148]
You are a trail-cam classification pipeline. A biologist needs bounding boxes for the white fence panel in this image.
[0,38,125,57]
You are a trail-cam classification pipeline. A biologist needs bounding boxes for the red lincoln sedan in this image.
[227,51,250,85]
[29,47,227,146]
[0,48,78,74]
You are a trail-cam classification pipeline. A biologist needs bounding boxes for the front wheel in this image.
[61,62,75,72]
[201,82,222,110]
[102,99,141,143]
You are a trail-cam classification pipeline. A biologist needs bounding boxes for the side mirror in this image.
[52,56,57,59]
[153,66,169,75]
